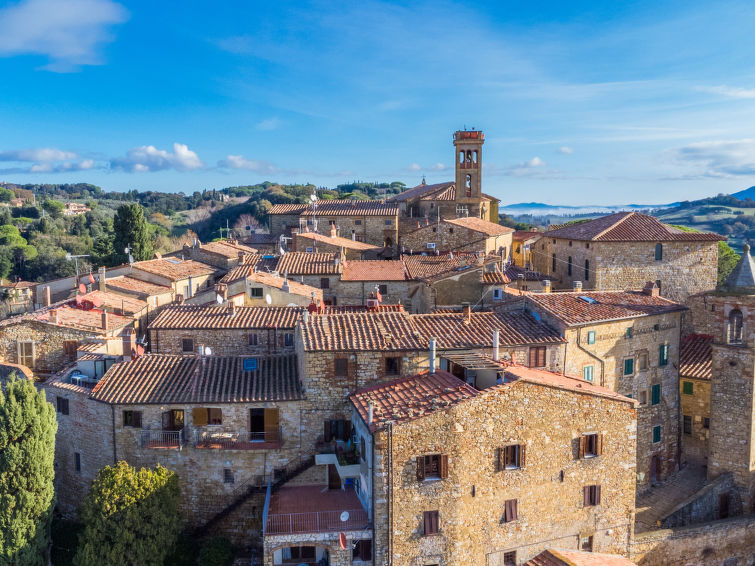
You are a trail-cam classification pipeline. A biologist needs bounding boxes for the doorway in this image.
[650,455,659,484]
[328,464,341,490]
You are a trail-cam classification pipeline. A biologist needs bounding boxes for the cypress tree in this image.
[113,203,153,264]
[0,376,57,566]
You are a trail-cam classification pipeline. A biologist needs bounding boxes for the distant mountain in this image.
[500,202,673,216]
[730,186,755,200]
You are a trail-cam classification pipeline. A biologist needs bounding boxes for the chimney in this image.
[429,338,436,374]
[282,278,290,293]
[98,267,106,292]
[462,302,471,324]
[573,281,583,292]
[643,281,659,297]
[228,301,237,316]
[302,310,309,324]
[330,224,337,238]
[368,402,374,425]
[50,308,59,324]
[238,251,245,264]
[334,255,340,267]
[43,286,51,307]
[216,283,228,300]
[542,280,551,293]
[101,311,109,330]
[122,328,136,360]
[517,273,525,293]
[493,330,500,362]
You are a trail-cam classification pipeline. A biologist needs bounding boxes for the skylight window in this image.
[166,259,182,264]
[578,296,598,304]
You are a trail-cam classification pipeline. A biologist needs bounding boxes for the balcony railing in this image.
[141,429,184,449]
[193,428,281,450]
[265,508,369,535]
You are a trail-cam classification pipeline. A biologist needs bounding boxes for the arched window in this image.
[655,243,663,261]
[729,309,744,344]
[568,256,572,276]
[465,174,472,197]
[473,150,478,164]
[459,151,465,164]
[552,254,557,273]
[466,150,473,164]
[584,259,590,281]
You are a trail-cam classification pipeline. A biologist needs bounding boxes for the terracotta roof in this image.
[132,257,217,281]
[341,260,407,281]
[524,549,636,566]
[148,305,302,330]
[269,199,398,217]
[443,216,513,236]
[91,354,302,404]
[105,276,172,296]
[0,302,133,333]
[679,334,713,380]
[301,311,423,351]
[319,304,405,314]
[276,252,341,275]
[412,310,564,349]
[504,365,636,405]
[244,233,279,245]
[403,252,495,282]
[76,290,147,315]
[526,290,687,326]
[198,240,258,259]
[387,182,454,202]
[218,255,281,284]
[544,212,724,242]
[0,362,33,382]
[295,232,380,251]
[246,271,323,300]
[513,230,543,242]
[0,280,37,289]
[482,264,548,284]
[350,370,480,431]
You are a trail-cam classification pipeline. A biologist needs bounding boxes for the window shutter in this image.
[440,454,449,479]
[537,347,546,368]
[496,448,502,472]
[423,511,430,534]
[416,457,426,481]
[504,500,511,522]
[578,436,586,459]
[596,434,603,456]
[511,499,518,521]
[528,348,536,367]
[596,485,602,505]
[583,486,590,506]
[324,420,332,442]
[519,444,526,468]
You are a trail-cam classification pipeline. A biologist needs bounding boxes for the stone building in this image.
[148,304,301,356]
[276,252,343,305]
[0,279,37,315]
[530,212,723,302]
[678,334,712,467]
[235,271,322,308]
[482,264,549,302]
[337,260,416,308]
[130,256,220,300]
[178,239,258,270]
[292,229,381,260]
[399,216,513,255]
[517,287,686,489]
[512,231,542,269]
[349,366,637,566]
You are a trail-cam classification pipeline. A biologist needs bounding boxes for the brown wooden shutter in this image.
[496,448,502,472]
[596,434,603,456]
[264,408,279,441]
[440,454,448,479]
[511,499,518,521]
[583,486,590,506]
[324,420,332,442]
[192,408,208,426]
[528,348,536,367]
[423,511,430,534]
[519,444,526,468]
[537,347,546,367]
[416,456,426,481]
[578,436,586,459]
[595,485,601,505]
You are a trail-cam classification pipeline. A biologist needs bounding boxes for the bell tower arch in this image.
[454,129,484,201]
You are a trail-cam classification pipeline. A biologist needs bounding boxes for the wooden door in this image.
[264,408,279,442]
[328,464,341,490]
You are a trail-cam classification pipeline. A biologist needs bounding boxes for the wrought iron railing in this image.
[265,508,369,535]
[193,428,281,450]
[140,429,184,449]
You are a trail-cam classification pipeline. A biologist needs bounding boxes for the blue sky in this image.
[1,0,755,205]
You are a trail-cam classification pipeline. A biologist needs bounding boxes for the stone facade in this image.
[532,239,718,303]
[150,327,296,356]
[366,379,637,565]
[399,221,512,256]
[271,213,399,250]
[680,375,710,466]
[335,280,421,310]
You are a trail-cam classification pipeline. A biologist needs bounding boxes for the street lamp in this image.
[65,253,90,286]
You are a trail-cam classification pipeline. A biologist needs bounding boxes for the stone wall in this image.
[272,213,399,249]
[532,239,718,303]
[335,280,420,309]
[370,379,637,566]
[660,473,743,528]
[399,222,511,256]
[150,327,296,356]
[680,376,710,466]
[425,266,488,311]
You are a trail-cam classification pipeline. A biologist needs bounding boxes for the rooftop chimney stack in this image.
[302,310,309,324]
[368,402,374,425]
[330,224,337,238]
[122,328,136,360]
[101,311,108,330]
[98,267,106,292]
[429,338,436,374]
[643,281,660,297]
[228,301,237,316]
[493,330,500,362]
[573,281,583,292]
[43,286,51,307]
[462,302,471,324]
[238,251,245,264]
[51,308,59,324]
[542,280,551,293]
[517,273,525,293]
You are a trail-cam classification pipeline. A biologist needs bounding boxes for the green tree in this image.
[113,203,153,263]
[42,199,64,219]
[74,462,181,566]
[0,188,13,203]
[0,376,57,566]
[198,537,234,566]
[718,241,740,287]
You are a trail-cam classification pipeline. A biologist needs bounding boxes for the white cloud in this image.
[0,0,128,72]
[0,147,98,173]
[558,146,574,154]
[218,155,278,174]
[697,85,755,100]
[0,147,77,161]
[524,157,545,168]
[110,143,203,172]
[408,163,421,171]
[405,162,449,172]
[669,139,755,178]
[256,117,281,131]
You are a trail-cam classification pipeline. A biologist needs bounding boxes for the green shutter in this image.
[587,331,595,345]
[659,344,669,366]
[583,366,594,382]
[653,425,661,443]
[624,358,634,375]
[651,384,661,405]
[682,381,694,395]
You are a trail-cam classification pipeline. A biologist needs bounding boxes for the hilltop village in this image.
[1,130,754,566]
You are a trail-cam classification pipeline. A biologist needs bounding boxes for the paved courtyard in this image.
[634,464,708,533]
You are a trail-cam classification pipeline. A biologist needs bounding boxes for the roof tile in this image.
[148,305,301,330]
[679,334,712,379]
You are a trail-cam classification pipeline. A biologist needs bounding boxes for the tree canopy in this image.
[113,203,153,264]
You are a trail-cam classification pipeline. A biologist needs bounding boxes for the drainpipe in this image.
[429,339,436,374]
[575,327,605,386]
[492,330,500,362]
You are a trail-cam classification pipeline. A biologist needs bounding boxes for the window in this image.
[423,510,439,535]
[305,246,314,253]
[503,551,517,566]
[584,260,590,281]
[123,410,142,428]
[655,243,663,261]
[192,408,223,426]
[320,277,330,289]
[638,352,649,371]
[63,340,79,360]
[378,284,388,295]
[250,287,263,298]
[682,381,694,395]
[651,384,661,405]
[580,534,594,552]
[329,220,337,226]
[56,397,69,415]
[552,254,557,273]
[498,444,525,470]
[334,357,348,376]
[583,485,601,507]
[583,365,594,382]
[639,390,647,405]
[653,425,662,443]
[182,338,194,353]
[683,415,692,435]
[659,344,669,366]
[284,333,294,347]
[323,419,351,442]
[528,346,546,368]
[568,256,572,276]
[248,333,259,346]
[580,433,602,458]
[416,454,448,481]
[353,539,372,562]
[503,499,518,523]
[251,408,280,442]
[17,341,34,368]
[355,220,362,225]
[385,356,400,375]
[626,327,633,339]
[703,417,710,429]
[729,309,743,344]
[493,288,504,300]
[587,331,595,345]
[384,219,392,226]
[223,468,235,484]
[74,452,81,473]
[623,358,634,376]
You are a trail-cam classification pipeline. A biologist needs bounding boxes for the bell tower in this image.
[454,129,484,201]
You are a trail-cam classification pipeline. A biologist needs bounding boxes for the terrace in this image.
[193,428,282,451]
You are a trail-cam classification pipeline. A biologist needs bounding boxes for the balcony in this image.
[141,429,184,450]
[315,445,361,478]
[193,428,282,450]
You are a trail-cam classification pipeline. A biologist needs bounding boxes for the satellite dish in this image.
[216,294,223,304]
[339,511,350,522]
[339,532,347,550]
[78,283,87,294]
[204,347,213,356]
[265,294,272,305]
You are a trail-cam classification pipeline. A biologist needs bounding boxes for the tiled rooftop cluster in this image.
[679,334,713,379]
[148,305,303,330]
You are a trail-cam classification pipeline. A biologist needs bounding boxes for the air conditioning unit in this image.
[427,243,436,249]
